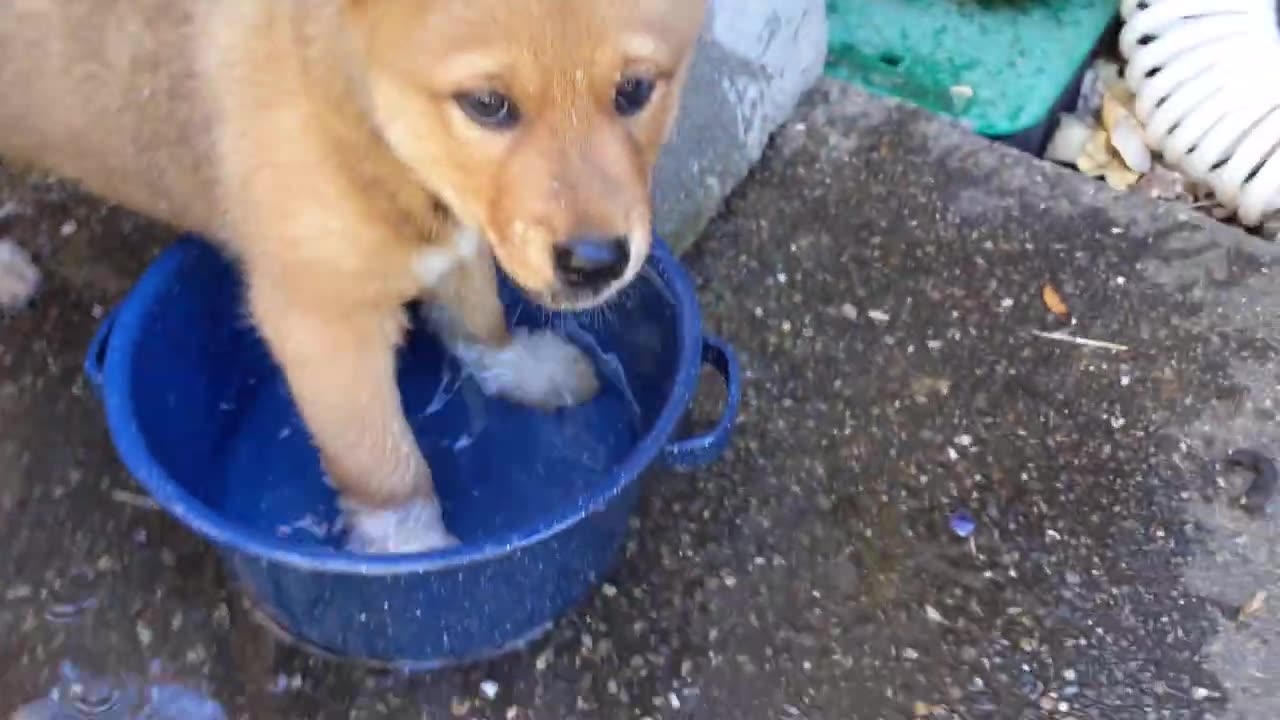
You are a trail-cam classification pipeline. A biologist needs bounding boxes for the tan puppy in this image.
[0,0,707,553]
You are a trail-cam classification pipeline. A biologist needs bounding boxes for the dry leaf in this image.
[1042,283,1070,319]
[1108,117,1152,173]
[1240,590,1267,620]
[1135,162,1192,201]
[1100,87,1132,129]
[913,702,947,718]
[1263,212,1280,242]
[1078,129,1116,177]
[1103,160,1142,191]
[1096,59,1134,104]
[1101,93,1152,173]
[1210,203,1235,220]
[1045,113,1095,165]
[1100,75,1141,115]
[1083,128,1114,163]
[1077,154,1107,177]
[1076,59,1127,120]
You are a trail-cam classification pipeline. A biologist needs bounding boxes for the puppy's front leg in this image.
[248,281,457,554]
[423,228,600,409]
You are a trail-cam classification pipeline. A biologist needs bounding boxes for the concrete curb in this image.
[653,0,828,254]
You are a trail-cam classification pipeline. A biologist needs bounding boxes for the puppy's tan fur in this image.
[0,0,706,552]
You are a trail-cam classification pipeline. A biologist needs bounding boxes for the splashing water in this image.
[210,268,666,548]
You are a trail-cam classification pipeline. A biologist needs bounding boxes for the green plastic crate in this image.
[826,0,1117,151]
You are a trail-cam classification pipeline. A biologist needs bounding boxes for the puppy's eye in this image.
[614,76,656,117]
[455,90,520,129]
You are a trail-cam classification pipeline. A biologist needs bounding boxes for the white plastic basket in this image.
[1119,0,1280,225]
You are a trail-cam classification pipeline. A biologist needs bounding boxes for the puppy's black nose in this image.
[553,236,630,290]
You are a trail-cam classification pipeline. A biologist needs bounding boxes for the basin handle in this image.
[661,334,742,471]
[83,304,121,395]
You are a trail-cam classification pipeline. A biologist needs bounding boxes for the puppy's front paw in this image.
[460,327,600,409]
[342,496,460,555]
[0,240,40,311]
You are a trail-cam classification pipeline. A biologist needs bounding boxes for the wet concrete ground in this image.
[3,81,1280,718]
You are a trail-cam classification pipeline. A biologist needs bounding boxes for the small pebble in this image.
[949,510,976,538]
[1262,212,1280,241]
[1239,590,1267,620]
[136,623,153,648]
[0,239,40,309]
[5,584,33,600]
[479,679,500,701]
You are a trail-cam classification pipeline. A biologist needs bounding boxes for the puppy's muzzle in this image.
[552,235,630,294]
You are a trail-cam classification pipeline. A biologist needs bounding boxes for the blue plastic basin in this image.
[84,233,740,669]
